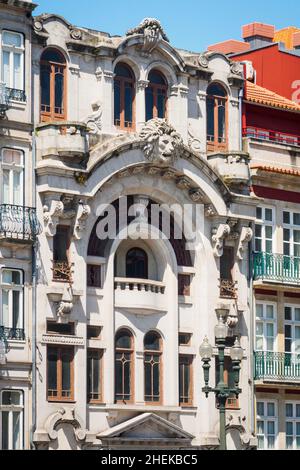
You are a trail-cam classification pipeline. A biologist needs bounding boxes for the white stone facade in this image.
[0,3,258,450]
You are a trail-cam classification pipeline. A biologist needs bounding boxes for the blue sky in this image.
[35,0,300,52]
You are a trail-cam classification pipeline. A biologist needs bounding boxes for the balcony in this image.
[219,279,238,300]
[255,351,300,382]
[35,122,88,160]
[114,278,167,315]
[0,326,25,342]
[243,127,300,148]
[253,252,300,285]
[0,205,40,243]
[0,83,26,118]
[207,151,250,189]
[52,261,73,283]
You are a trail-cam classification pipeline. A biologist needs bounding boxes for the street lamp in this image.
[199,315,243,451]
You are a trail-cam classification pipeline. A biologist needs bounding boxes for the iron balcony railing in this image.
[243,126,300,148]
[0,326,25,342]
[0,204,41,242]
[6,87,26,103]
[253,252,300,285]
[255,351,300,382]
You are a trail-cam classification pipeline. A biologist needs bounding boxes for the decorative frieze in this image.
[41,335,85,346]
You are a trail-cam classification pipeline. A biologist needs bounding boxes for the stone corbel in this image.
[73,201,91,240]
[212,224,231,257]
[43,200,64,237]
[237,227,253,261]
[56,285,76,322]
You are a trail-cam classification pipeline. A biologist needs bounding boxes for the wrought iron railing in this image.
[6,87,26,103]
[0,326,25,341]
[0,82,9,117]
[255,351,300,381]
[52,261,73,283]
[243,126,300,147]
[253,252,300,284]
[219,279,238,299]
[0,205,41,241]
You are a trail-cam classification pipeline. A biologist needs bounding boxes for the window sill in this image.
[48,399,76,404]
[179,295,193,305]
[106,404,196,414]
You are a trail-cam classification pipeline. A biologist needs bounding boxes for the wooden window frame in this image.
[179,355,193,407]
[0,268,24,333]
[47,346,74,403]
[1,148,24,206]
[0,389,24,450]
[87,264,102,288]
[87,349,103,405]
[40,50,67,122]
[126,248,148,280]
[144,332,163,405]
[115,330,134,404]
[146,70,168,121]
[206,85,228,153]
[114,65,135,131]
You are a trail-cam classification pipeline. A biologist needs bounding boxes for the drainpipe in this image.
[248,225,256,443]
[30,132,37,450]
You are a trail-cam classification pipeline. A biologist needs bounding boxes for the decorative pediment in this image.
[98,413,194,446]
[126,18,169,55]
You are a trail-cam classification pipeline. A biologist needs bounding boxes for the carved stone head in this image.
[139,118,183,164]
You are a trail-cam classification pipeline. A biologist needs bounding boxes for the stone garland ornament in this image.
[212,224,231,258]
[126,18,169,54]
[139,118,183,164]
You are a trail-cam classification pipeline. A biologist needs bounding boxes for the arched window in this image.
[114,63,135,130]
[206,83,228,153]
[115,329,134,403]
[144,331,162,404]
[146,69,168,121]
[126,248,148,279]
[40,48,67,122]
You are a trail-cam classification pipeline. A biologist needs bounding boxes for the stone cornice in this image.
[41,334,85,347]
[0,0,37,13]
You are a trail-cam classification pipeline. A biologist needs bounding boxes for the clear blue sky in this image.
[35,0,300,52]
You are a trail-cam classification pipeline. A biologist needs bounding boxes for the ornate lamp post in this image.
[199,311,244,451]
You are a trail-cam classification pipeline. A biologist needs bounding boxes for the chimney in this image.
[293,32,300,50]
[242,22,275,49]
[207,40,250,55]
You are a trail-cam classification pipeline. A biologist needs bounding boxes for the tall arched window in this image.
[144,331,162,404]
[126,248,148,279]
[40,48,67,122]
[114,63,135,130]
[115,329,134,403]
[206,83,228,153]
[146,70,168,121]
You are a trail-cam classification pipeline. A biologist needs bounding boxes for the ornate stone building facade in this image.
[0,1,261,450]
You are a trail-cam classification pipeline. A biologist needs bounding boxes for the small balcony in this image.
[207,151,250,188]
[219,279,238,300]
[253,252,300,285]
[0,83,26,118]
[52,261,73,283]
[0,205,40,243]
[0,326,25,342]
[114,278,167,315]
[35,122,88,160]
[255,351,300,382]
[243,127,300,148]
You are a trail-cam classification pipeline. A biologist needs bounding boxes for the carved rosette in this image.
[212,224,231,257]
[237,227,253,260]
[140,118,183,164]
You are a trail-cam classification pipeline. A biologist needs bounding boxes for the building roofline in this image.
[0,0,37,12]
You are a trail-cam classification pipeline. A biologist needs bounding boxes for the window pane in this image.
[267,403,275,417]
[12,290,21,329]
[124,83,133,125]
[255,225,262,238]
[2,51,10,86]
[266,305,274,319]
[116,331,132,349]
[257,402,264,416]
[257,420,264,434]
[256,208,262,220]
[286,404,293,418]
[54,72,64,114]
[206,97,214,139]
[295,309,300,322]
[256,304,263,318]
[265,209,273,222]
[13,53,22,90]
[1,411,9,450]
[47,349,58,396]
[1,391,21,406]
[144,332,160,351]
[114,81,121,124]
[294,231,300,244]
[12,412,21,450]
[61,351,72,396]
[3,32,22,48]
[41,64,51,108]
[157,92,166,119]
[1,290,9,327]
[294,213,300,226]
[13,171,22,205]
[283,212,290,224]
[285,307,292,321]
[145,87,154,121]
[218,103,226,141]
[284,229,290,242]
[265,226,273,239]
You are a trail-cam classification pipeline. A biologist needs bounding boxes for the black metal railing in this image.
[220,279,238,299]
[0,204,41,241]
[6,88,26,103]
[52,261,73,283]
[0,326,25,341]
